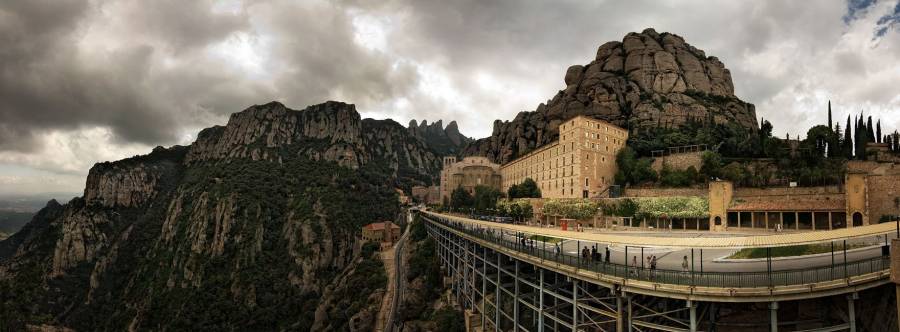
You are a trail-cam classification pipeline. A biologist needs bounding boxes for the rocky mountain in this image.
[408,119,472,156]
[0,101,440,331]
[463,28,758,163]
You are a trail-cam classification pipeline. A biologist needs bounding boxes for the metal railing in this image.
[424,214,891,289]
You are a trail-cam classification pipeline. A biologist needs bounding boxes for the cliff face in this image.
[0,101,436,331]
[408,119,472,156]
[463,28,758,164]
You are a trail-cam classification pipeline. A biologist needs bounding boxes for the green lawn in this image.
[728,243,870,259]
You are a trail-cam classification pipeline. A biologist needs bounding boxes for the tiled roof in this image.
[729,197,845,212]
[364,222,400,231]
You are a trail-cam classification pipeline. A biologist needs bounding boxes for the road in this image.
[385,211,412,332]
[500,225,892,273]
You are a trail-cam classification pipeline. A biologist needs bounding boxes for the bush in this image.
[633,197,709,219]
[496,199,533,221]
[430,308,465,332]
[542,199,599,220]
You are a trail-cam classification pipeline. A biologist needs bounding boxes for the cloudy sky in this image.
[0,0,899,196]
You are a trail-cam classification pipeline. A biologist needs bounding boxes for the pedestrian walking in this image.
[554,243,560,257]
[650,255,658,279]
[631,256,639,277]
[582,246,590,263]
[605,246,611,263]
[591,246,598,263]
[682,255,689,272]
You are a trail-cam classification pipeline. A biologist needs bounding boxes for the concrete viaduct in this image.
[418,210,897,332]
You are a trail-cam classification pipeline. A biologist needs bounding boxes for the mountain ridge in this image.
[0,100,442,331]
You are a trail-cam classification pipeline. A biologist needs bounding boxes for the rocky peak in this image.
[407,118,472,156]
[463,28,758,164]
[84,146,188,208]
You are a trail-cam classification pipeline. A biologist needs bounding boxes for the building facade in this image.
[362,221,401,243]
[439,156,502,204]
[500,115,628,199]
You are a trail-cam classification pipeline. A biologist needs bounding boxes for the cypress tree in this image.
[828,100,833,130]
[844,115,853,158]
[895,131,900,151]
[866,116,875,143]
[855,114,866,159]
[894,131,900,151]
[876,120,882,143]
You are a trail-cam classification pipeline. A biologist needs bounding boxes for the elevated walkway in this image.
[423,211,892,302]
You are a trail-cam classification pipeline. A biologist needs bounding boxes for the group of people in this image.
[580,245,611,264]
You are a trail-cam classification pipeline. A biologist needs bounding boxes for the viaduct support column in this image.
[848,292,858,332]
[495,253,501,332]
[627,295,633,332]
[538,269,544,332]
[482,247,487,329]
[572,279,579,331]
[769,301,778,332]
[688,300,697,332]
[615,289,624,332]
[514,260,519,331]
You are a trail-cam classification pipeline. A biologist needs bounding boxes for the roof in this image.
[729,197,845,212]
[423,211,898,249]
[364,222,400,231]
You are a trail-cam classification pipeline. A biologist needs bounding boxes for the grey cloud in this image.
[0,0,420,154]
[1,0,898,163]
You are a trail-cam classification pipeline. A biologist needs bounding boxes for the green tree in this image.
[450,186,473,210]
[720,162,748,185]
[700,151,722,180]
[472,185,502,213]
[614,147,657,186]
[508,178,541,198]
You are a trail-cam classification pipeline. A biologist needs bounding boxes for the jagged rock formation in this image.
[407,119,472,156]
[0,101,439,331]
[463,28,758,164]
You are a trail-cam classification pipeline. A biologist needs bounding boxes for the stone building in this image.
[361,221,401,243]
[439,156,502,204]
[411,186,429,203]
[500,115,628,199]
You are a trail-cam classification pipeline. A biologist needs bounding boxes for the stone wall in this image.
[623,187,707,197]
[866,164,900,222]
[651,151,702,172]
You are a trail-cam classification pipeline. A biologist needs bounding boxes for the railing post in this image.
[843,240,848,279]
[691,248,695,286]
[831,241,835,280]
[767,248,773,287]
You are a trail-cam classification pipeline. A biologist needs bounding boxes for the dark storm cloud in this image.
[0,0,223,151]
[0,0,419,153]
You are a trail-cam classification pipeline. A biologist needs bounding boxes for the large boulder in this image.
[463,28,758,164]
